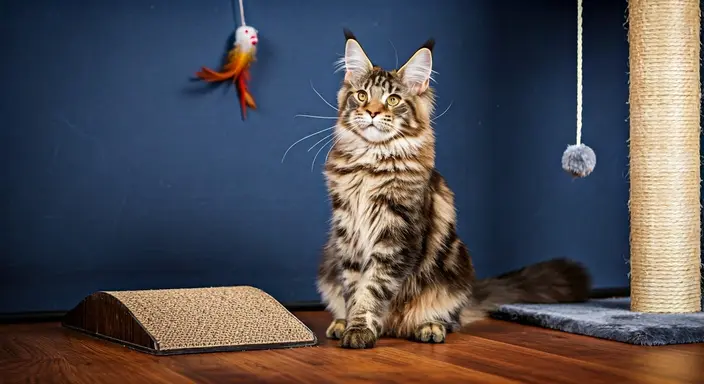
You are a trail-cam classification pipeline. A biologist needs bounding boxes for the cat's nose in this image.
[367,110,379,118]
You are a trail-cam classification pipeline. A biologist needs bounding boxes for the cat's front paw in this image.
[413,322,446,343]
[325,319,346,339]
[339,326,377,349]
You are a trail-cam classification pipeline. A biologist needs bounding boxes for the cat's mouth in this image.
[357,123,395,143]
[363,123,390,133]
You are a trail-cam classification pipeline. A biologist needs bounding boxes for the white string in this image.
[576,0,583,145]
[238,0,246,26]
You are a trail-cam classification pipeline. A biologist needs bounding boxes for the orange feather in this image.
[195,45,257,120]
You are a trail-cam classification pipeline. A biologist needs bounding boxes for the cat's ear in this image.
[341,28,372,83]
[398,39,435,94]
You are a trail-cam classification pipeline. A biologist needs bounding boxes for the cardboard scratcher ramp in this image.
[62,286,318,355]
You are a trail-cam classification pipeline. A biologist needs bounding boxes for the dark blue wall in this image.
[0,0,630,313]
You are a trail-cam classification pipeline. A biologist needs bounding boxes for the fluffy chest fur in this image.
[331,171,377,259]
[325,149,427,263]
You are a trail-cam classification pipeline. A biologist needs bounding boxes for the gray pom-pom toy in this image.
[562,143,596,178]
[563,1,595,178]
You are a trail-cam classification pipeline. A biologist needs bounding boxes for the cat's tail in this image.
[460,257,591,325]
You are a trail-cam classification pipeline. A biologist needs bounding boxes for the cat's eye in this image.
[356,90,368,102]
[386,94,401,106]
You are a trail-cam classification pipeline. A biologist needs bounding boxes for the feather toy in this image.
[195,0,258,120]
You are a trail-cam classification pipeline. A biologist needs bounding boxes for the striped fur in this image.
[316,30,591,349]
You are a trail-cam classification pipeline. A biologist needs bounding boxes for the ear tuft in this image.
[398,45,433,94]
[343,28,357,42]
[420,38,435,52]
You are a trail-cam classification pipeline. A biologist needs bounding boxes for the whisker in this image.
[281,125,335,163]
[311,135,337,171]
[310,80,338,111]
[431,100,454,122]
[388,39,399,69]
[325,134,346,163]
[307,132,335,152]
[295,114,338,120]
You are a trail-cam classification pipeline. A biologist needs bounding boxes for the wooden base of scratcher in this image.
[62,286,318,355]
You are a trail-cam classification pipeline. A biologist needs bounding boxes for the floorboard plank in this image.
[467,320,704,383]
[1,311,703,384]
[0,323,193,384]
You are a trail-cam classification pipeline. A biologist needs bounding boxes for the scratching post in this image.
[62,286,317,355]
[627,0,702,313]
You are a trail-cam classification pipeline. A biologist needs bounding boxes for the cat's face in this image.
[335,31,436,146]
[341,69,416,143]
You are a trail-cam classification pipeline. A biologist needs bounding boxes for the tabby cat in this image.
[316,29,591,349]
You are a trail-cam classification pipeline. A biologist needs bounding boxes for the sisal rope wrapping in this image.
[628,0,702,313]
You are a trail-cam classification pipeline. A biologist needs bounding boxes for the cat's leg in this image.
[316,242,347,339]
[340,246,411,349]
[395,281,470,344]
[410,306,464,344]
[318,279,346,339]
[411,294,466,344]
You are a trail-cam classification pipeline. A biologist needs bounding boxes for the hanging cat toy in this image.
[195,0,258,120]
[561,0,596,177]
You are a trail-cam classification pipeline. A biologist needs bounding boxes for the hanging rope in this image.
[576,0,583,146]
[561,0,596,178]
[238,0,246,26]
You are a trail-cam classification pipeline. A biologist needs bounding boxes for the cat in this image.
[316,29,592,349]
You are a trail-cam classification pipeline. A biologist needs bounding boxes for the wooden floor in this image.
[2,311,704,384]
